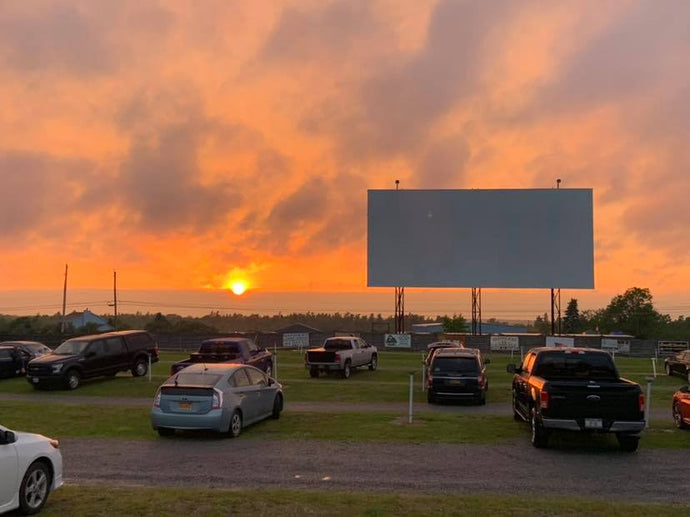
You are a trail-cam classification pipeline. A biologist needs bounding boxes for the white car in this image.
[0,424,63,515]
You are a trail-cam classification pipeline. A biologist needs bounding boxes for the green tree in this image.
[563,298,582,333]
[145,313,173,333]
[441,315,468,333]
[599,287,667,338]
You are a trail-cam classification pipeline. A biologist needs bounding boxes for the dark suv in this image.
[27,330,159,390]
[427,348,489,405]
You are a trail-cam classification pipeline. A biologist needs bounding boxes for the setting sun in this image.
[230,281,247,296]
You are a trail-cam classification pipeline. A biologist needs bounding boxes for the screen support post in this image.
[471,287,482,335]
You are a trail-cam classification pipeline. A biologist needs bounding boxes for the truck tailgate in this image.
[307,351,336,363]
[545,380,643,420]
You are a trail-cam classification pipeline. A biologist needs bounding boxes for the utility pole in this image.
[551,178,562,335]
[113,270,118,330]
[60,264,68,334]
[394,179,405,333]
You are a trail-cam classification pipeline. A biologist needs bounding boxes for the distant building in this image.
[64,309,113,332]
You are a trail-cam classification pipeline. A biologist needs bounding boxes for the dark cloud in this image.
[330,0,519,161]
[0,152,95,238]
[0,4,112,74]
[529,2,690,115]
[261,0,379,63]
[118,122,236,233]
[415,136,470,188]
[0,1,172,77]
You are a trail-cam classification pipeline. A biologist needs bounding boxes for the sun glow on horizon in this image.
[230,281,247,296]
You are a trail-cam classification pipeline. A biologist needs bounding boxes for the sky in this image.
[0,1,688,318]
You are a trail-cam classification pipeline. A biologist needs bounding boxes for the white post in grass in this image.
[645,376,654,429]
[148,353,152,383]
[408,372,414,424]
[651,358,657,378]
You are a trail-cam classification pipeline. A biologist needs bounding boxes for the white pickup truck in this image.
[305,337,378,379]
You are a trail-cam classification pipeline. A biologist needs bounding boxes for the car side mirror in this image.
[506,364,519,374]
[0,430,16,445]
[267,378,274,386]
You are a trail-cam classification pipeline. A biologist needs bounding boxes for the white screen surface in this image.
[367,189,594,288]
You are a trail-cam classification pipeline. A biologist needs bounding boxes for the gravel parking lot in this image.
[61,437,690,504]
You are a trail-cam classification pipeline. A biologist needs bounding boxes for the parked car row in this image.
[0,341,52,379]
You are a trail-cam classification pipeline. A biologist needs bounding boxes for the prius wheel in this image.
[19,461,51,515]
[229,410,242,438]
[272,394,283,419]
[673,402,687,429]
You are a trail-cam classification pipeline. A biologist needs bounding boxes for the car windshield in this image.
[54,340,89,355]
[534,353,619,380]
[432,357,479,374]
[25,343,51,354]
[172,373,222,387]
[324,340,352,351]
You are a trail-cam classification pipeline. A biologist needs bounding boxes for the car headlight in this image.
[52,364,64,373]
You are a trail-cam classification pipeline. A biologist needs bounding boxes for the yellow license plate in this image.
[178,401,192,410]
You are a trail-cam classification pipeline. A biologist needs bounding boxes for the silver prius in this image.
[151,363,283,438]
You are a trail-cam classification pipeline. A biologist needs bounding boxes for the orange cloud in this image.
[0,0,688,302]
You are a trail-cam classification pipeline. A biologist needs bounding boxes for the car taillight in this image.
[213,389,223,410]
[334,353,341,362]
[153,390,161,408]
[540,389,550,410]
[639,393,645,413]
[427,375,433,387]
[478,374,486,388]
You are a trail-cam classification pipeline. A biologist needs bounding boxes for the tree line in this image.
[0,287,687,340]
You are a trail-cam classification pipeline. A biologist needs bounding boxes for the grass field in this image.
[1,350,686,410]
[36,486,690,516]
[2,400,688,449]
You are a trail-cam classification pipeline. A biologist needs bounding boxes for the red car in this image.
[672,386,690,429]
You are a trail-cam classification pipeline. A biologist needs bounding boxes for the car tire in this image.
[309,367,319,378]
[228,410,242,438]
[65,369,81,390]
[265,362,273,378]
[132,358,148,377]
[341,361,351,379]
[271,394,283,419]
[427,391,435,404]
[157,428,175,437]
[368,354,378,371]
[673,402,687,429]
[512,390,522,421]
[18,460,51,515]
[665,363,671,376]
[477,391,486,405]
[617,433,640,452]
[530,407,549,448]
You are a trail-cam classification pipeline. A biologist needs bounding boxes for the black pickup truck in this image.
[170,337,273,376]
[507,347,645,451]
